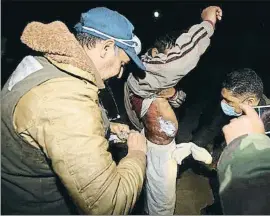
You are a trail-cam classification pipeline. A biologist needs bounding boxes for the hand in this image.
[157,88,176,98]
[110,122,130,140]
[222,103,265,144]
[127,130,147,154]
[168,89,186,108]
[201,6,223,26]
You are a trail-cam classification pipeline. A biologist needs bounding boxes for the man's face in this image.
[103,48,130,79]
[85,39,130,80]
[151,47,170,57]
[221,88,259,114]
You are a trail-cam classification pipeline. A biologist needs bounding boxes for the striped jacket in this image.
[125,21,214,131]
[127,20,214,98]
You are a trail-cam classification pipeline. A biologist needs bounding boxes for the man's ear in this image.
[100,39,115,58]
[151,48,159,57]
[246,96,258,106]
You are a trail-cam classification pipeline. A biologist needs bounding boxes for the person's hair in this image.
[76,32,102,49]
[153,32,177,53]
[76,33,119,56]
[222,68,264,99]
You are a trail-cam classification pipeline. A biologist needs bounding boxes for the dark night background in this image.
[2,1,270,142]
[1,1,270,214]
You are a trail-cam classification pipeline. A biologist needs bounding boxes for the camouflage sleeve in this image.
[217,134,270,214]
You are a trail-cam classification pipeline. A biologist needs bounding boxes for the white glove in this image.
[172,142,212,165]
[168,90,186,108]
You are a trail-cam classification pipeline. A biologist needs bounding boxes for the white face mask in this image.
[221,101,242,117]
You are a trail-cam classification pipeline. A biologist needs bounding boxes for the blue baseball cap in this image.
[75,7,146,71]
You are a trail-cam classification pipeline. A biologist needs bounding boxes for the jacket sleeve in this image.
[166,20,214,77]
[141,21,214,90]
[30,82,146,214]
[174,20,214,56]
[217,134,270,214]
[192,106,229,148]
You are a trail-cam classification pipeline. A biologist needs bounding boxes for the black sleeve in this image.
[192,106,229,148]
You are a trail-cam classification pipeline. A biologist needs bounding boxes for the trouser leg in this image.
[144,139,177,215]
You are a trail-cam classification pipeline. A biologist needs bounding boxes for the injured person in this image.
[124,6,223,215]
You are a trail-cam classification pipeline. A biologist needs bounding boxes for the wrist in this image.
[169,90,178,100]
[204,19,215,29]
[128,149,147,156]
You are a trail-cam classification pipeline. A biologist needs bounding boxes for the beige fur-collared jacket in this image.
[2,21,146,215]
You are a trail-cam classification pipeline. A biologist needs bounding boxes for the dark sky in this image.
[2,0,270,137]
[2,1,270,105]
[3,1,270,57]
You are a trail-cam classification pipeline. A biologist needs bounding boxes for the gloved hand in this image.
[168,89,186,108]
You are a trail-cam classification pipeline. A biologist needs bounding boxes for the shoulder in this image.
[262,94,270,105]
[14,76,99,132]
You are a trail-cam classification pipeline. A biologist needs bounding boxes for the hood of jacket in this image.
[20,21,105,89]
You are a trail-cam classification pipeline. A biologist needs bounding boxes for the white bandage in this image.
[158,117,177,137]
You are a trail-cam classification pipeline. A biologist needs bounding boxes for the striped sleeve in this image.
[143,21,214,65]
[139,21,214,90]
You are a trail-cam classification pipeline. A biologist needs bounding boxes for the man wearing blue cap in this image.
[1,7,147,214]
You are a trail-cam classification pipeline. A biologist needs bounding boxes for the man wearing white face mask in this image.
[220,68,270,116]
[1,7,147,215]
[193,68,270,168]
[219,103,270,214]
[195,68,270,213]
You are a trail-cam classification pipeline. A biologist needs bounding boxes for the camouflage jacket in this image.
[217,133,270,214]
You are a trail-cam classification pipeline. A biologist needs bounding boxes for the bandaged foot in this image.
[172,142,212,165]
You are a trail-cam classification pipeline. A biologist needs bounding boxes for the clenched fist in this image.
[201,6,222,26]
